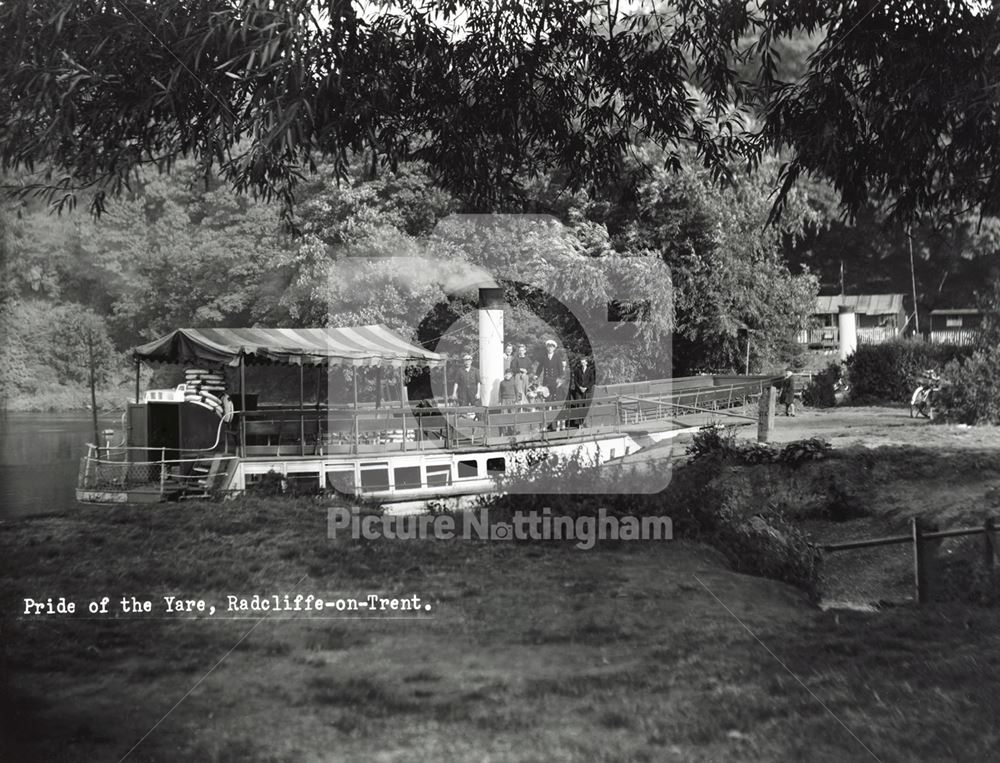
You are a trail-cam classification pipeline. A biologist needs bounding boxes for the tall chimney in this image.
[478,287,504,406]
[838,305,857,361]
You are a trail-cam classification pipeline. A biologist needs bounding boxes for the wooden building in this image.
[929,309,982,345]
[798,294,908,348]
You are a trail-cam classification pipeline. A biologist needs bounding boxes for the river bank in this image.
[4,407,1000,760]
[3,494,1000,762]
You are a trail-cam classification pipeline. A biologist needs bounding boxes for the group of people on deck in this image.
[450,339,596,428]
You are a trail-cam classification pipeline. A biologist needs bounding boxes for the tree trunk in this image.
[88,333,100,457]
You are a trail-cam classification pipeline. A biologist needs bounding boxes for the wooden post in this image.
[134,356,141,404]
[87,332,100,459]
[315,366,323,455]
[159,446,167,497]
[299,363,305,456]
[442,362,449,407]
[352,367,359,454]
[912,517,932,604]
[757,385,776,443]
[239,354,247,458]
[984,517,996,570]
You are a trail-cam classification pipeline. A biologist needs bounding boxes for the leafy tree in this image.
[756,1,1000,222]
[46,304,120,443]
[600,146,822,373]
[0,0,755,217]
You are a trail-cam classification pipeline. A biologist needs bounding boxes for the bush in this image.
[936,346,1000,424]
[802,363,843,408]
[779,438,833,466]
[686,427,831,468]
[685,425,741,461]
[846,340,973,403]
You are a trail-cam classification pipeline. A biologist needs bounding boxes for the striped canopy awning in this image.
[133,326,445,368]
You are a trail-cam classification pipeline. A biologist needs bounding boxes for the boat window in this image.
[457,460,479,479]
[486,457,506,474]
[286,472,320,495]
[359,466,390,490]
[426,464,451,487]
[359,469,389,490]
[393,466,422,490]
[326,469,356,493]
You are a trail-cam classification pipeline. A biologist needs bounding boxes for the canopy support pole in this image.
[134,357,141,403]
[442,362,449,407]
[375,365,382,409]
[399,368,406,408]
[239,354,247,458]
[315,366,322,455]
[299,363,305,456]
[352,368,359,454]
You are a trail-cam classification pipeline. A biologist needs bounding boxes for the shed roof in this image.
[815,294,905,315]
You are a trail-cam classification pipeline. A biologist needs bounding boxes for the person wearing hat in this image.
[537,339,567,429]
[778,369,797,417]
[452,353,480,407]
[569,355,596,428]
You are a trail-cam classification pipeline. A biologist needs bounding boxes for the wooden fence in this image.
[819,517,997,603]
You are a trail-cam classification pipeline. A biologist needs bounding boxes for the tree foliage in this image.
[0,0,755,217]
[756,1,1000,222]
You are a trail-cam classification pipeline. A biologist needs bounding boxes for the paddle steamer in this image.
[76,291,770,505]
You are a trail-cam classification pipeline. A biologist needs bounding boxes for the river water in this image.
[0,412,120,518]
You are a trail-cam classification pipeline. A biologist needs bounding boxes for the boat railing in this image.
[77,444,237,496]
[232,379,769,455]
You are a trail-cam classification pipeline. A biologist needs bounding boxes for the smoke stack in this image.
[838,305,857,361]
[478,287,504,406]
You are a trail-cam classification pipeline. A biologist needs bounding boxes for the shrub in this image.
[802,362,843,408]
[846,340,973,403]
[686,427,831,468]
[936,346,1000,424]
[686,425,740,461]
[779,438,833,466]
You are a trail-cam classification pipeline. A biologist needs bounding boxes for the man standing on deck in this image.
[452,354,480,407]
[569,355,596,428]
[538,339,567,430]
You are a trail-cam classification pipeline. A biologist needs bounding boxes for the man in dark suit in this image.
[569,356,596,428]
[452,354,480,407]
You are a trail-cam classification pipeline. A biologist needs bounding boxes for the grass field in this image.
[3,460,1000,762]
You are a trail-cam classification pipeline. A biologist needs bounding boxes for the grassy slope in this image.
[3,495,1000,762]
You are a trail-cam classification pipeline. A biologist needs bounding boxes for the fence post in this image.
[757,385,776,443]
[984,517,996,570]
[912,517,940,603]
[159,447,167,497]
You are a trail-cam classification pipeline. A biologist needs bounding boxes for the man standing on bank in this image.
[452,353,481,407]
[569,355,596,428]
[778,369,797,417]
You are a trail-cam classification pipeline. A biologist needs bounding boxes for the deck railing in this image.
[77,444,237,497]
[234,379,771,456]
[79,377,774,498]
